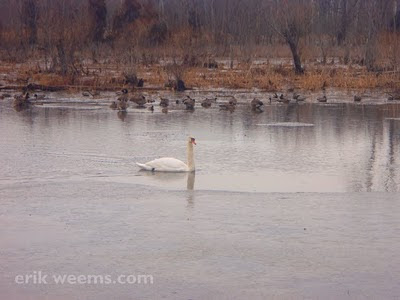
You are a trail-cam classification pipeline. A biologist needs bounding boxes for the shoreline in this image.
[1,58,400,96]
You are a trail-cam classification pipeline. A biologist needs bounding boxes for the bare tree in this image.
[1,0,400,75]
[269,0,313,74]
[88,0,107,43]
[36,0,87,75]
[112,0,142,37]
[20,0,38,45]
[362,0,394,70]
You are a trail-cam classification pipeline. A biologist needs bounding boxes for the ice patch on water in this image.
[257,122,315,127]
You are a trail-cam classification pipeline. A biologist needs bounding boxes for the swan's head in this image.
[188,137,196,145]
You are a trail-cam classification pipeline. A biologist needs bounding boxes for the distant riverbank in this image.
[1,58,400,99]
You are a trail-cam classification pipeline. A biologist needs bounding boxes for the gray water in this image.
[1,96,400,299]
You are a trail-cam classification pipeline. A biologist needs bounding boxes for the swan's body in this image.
[136,157,190,172]
[136,137,196,172]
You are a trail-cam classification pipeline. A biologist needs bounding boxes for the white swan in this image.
[136,137,196,172]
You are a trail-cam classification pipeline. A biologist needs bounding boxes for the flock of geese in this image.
[110,90,254,113]
[6,88,399,112]
[108,90,369,113]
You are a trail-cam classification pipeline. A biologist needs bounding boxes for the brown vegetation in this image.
[0,0,400,92]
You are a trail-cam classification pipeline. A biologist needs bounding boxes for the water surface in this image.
[1,97,400,299]
[1,98,399,192]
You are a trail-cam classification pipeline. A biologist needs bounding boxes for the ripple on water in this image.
[257,122,315,127]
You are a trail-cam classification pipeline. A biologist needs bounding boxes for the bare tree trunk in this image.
[343,45,350,65]
[337,0,348,46]
[56,40,67,75]
[88,0,107,43]
[365,32,377,71]
[21,0,38,45]
[287,38,304,74]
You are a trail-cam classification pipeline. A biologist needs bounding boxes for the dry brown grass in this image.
[1,59,400,93]
[31,73,71,86]
[183,64,400,91]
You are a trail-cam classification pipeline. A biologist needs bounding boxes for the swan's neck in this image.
[187,142,195,172]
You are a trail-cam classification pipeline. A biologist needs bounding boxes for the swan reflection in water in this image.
[138,170,196,190]
[186,172,195,190]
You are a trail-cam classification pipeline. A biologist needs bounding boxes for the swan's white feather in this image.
[136,157,189,172]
